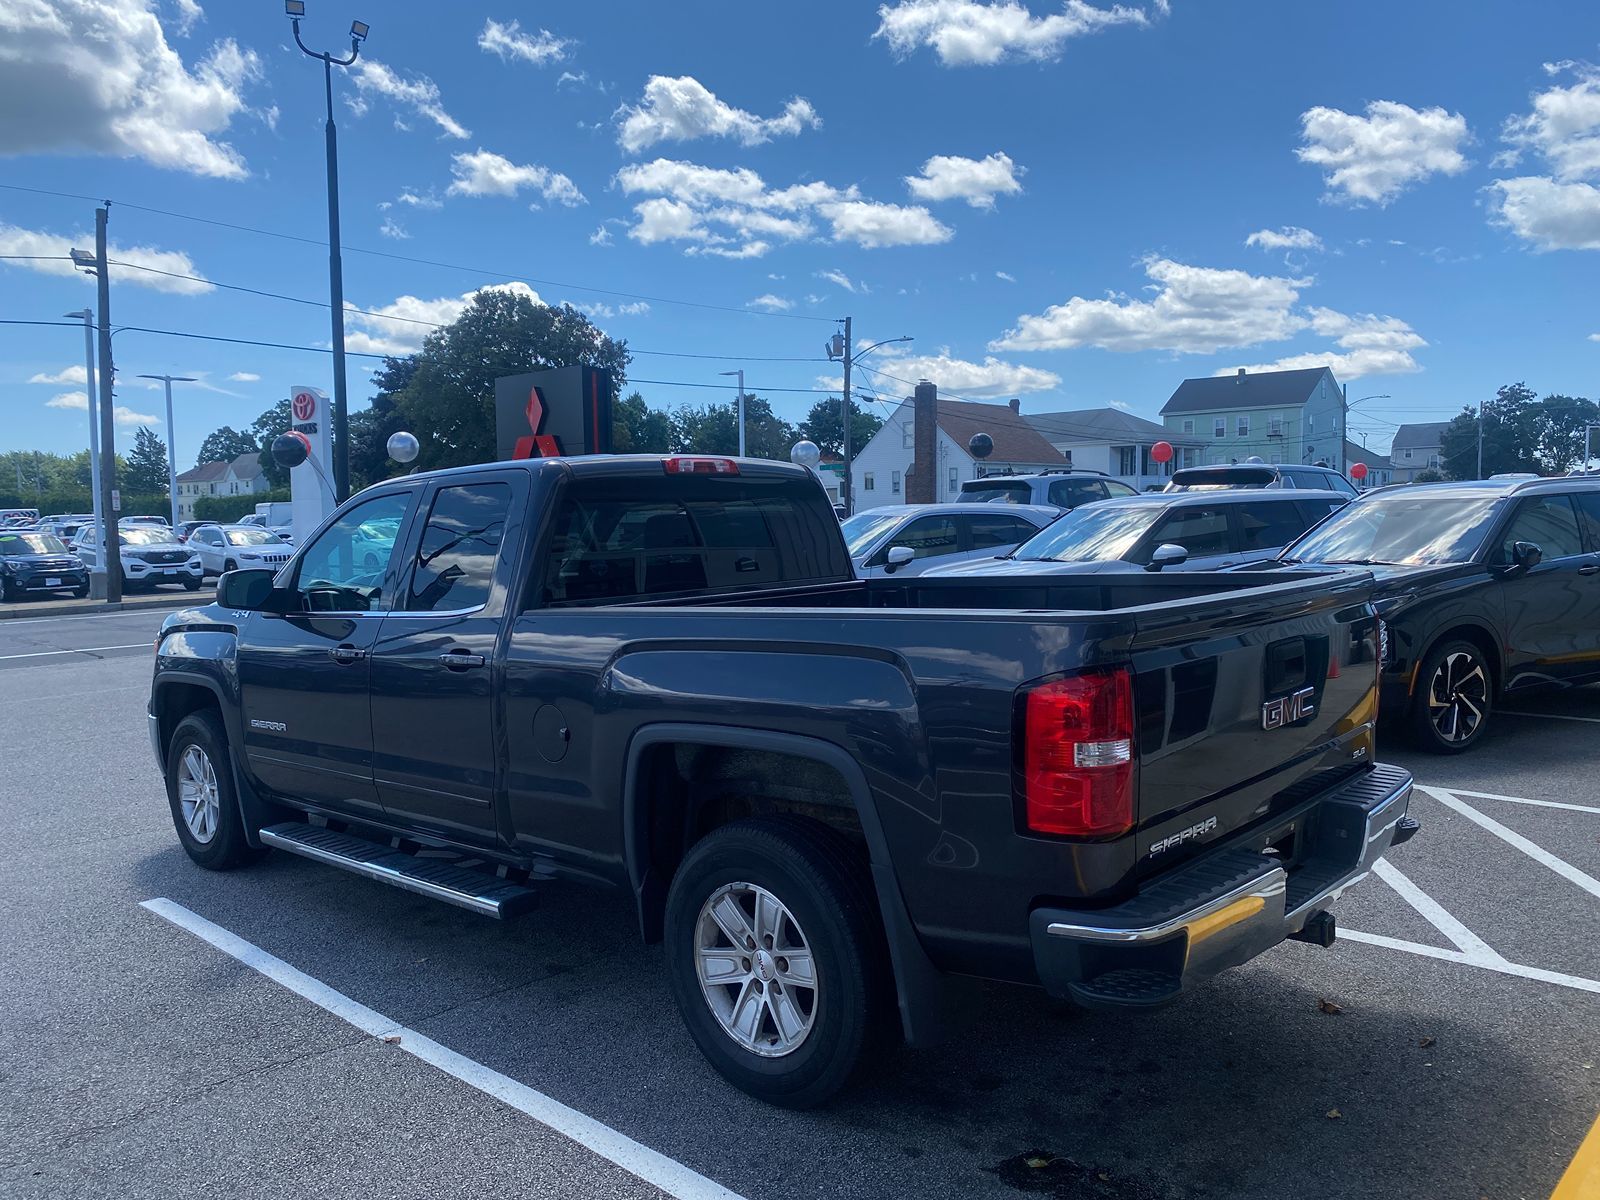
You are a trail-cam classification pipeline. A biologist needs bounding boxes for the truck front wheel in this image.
[165,710,259,871]
[663,816,889,1108]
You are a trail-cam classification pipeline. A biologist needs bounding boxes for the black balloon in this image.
[968,432,994,459]
[271,432,309,468]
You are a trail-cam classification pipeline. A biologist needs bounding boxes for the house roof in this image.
[931,398,1067,465]
[1028,407,1206,445]
[1344,438,1392,469]
[1390,421,1452,451]
[177,460,231,483]
[1161,367,1336,416]
[228,452,265,481]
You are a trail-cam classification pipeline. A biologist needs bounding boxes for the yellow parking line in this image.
[1553,1113,1600,1200]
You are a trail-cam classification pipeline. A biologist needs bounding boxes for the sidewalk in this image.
[0,590,203,621]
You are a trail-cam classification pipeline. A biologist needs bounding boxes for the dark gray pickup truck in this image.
[150,454,1416,1106]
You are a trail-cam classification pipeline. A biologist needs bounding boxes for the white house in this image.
[175,452,269,521]
[1027,407,1206,490]
[1388,422,1450,482]
[850,397,1067,508]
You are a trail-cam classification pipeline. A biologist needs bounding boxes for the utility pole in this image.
[840,317,853,514]
[137,375,195,529]
[65,311,106,595]
[718,369,746,456]
[95,207,121,604]
[1477,397,1487,479]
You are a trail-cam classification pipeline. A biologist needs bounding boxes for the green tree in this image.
[1530,393,1600,475]
[1440,384,1542,479]
[670,395,797,459]
[797,397,883,457]
[124,427,170,496]
[348,357,419,490]
[612,390,673,453]
[250,399,295,487]
[195,425,259,468]
[1412,468,1446,484]
[388,292,631,472]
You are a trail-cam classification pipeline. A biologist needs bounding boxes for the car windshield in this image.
[961,481,1033,503]
[0,533,66,556]
[1012,503,1162,562]
[1285,494,1504,565]
[225,528,282,546]
[840,510,904,557]
[118,527,170,546]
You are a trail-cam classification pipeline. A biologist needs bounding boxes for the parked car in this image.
[0,529,90,600]
[1255,476,1600,753]
[1165,462,1360,498]
[150,453,1414,1107]
[72,524,203,591]
[186,524,293,577]
[237,512,295,544]
[173,520,210,543]
[840,503,1059,577]
[958,469,1138,511]
[121,515,171,527]
[925,489,1348,577]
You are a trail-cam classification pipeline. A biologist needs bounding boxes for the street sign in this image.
[110,489,121,512]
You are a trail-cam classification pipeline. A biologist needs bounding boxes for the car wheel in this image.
[1409,639,1493,754]
[72,585,89,599]
[224,559,237,574]
[0,579,16,602]
[663,816,890,1108]
[182,578,201,591]
[165,710,260,870]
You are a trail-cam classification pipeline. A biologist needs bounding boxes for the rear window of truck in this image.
[534,476,851,607]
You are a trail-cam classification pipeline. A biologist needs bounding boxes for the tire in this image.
[224,559,237,574]
[71,586,89,599]
[1408,638,1493,754]
[663,816,890,1108]
[165,710,259,870]
[0,580,16,602]
[182,578,201,591]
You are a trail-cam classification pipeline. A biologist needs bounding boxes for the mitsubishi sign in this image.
[493,365,614,462]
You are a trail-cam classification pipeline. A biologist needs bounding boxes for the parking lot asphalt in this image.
[2,609,1595,1200]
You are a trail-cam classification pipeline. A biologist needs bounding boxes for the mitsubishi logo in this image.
[1262,686,1317,730]
[512,386,563,459]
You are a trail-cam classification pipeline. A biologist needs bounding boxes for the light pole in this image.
[70,215,121,603]
[63,309,107,594]
[718,369,745,456]
[1342,393,1389,473]
[137,374,195,528]
[287,0,368,505]
[824,324,913,514]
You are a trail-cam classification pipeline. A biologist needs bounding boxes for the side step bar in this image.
[259,822,538,919]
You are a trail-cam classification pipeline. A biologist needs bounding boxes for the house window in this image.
[1269,415,1282,437]
[1429,455,1441,469]
[948,467,958,493]
[1403,448,1413,460]
[891,470,901,495]
[1213,418,1225,438]
[863,472,875,491]
[1116,446,1137,475]
[902,422,913,450]
[1270,452,1282,464]
[1237,415,1250,438]
[1182,419,1195,435]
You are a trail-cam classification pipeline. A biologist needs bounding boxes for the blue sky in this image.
[4,0,1599,469]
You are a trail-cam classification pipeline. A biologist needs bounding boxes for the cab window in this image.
[292,492,413,612]
[1047,478,1107,508]
[407,483,512,613]
[1145,505,1231,558]
[1234,500,1311,552]
[965,513,1039,550]
[1494,494,1585,562]
[885,515,958,560]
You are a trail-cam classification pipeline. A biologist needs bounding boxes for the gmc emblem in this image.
[1262,685,1317,730]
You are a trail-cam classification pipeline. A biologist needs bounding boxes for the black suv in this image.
[0,530,89,600]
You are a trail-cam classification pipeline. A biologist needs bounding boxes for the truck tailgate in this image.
[1127,570,1380,877]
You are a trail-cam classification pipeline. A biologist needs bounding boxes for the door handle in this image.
[1580,564,1600,576]
[329,645,367,664]
[438,649,487,669]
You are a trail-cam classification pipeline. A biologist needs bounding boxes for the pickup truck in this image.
[150,454,1417,1107]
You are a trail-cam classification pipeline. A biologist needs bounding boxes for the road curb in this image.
[0,593,201,621]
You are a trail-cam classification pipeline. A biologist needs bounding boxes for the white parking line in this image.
[1370,860,1504,964]
[140,898,747,1200]
[1419,786,1600,902]
[0,643,150,661]
[1339,929,1600,996]
[1501,710,1600,725]
[1417,787,1600,817]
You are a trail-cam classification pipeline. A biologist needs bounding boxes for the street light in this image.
[137,375,195,528]
[717,369,745,457]
[287,0,367,505]
[824,326,913,513]
[63,310,108,594]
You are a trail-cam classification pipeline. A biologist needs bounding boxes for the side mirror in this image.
[216,568,277,611]
[884,545,915,573]
[1145,543,1189,572]
[1511,540,1543,571]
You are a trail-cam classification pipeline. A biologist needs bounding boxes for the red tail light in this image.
[663,456,739,475]
[1022,667,1135,837]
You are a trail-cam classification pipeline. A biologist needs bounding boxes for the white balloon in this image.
[387,431,420,464]
[789,439,821,468]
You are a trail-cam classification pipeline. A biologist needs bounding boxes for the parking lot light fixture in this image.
[137,375,196,529]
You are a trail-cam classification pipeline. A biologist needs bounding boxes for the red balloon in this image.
[1151,440,1174,464]
[1350,462,1369,480]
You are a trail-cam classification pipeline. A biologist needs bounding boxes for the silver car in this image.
[841,503,1059,578]
[71,523,204,591]
[187,524,294,578]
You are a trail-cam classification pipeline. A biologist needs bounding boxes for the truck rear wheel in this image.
[663,816,888,1108]
[165,710,259,871]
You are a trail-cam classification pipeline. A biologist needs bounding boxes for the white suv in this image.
[71,524,204,591]
[187,524,293,578]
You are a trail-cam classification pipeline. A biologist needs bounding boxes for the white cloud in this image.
[905,152,1024,208]
[874,0,1157,66]
[350,59,468,139]
[173,0,203,36]
[991,257,1309,353]
[46,390,158,425]
[344,282,544,356]
[748,294,793,312]
[0,1,259,178]
[379,217,410,240]
[1488,176,1600,251]
[863,351,1061,397]
[1500,61,1600,182]
[447,150,585,206]
[995,270,1016,282]
[227,371,259,382]
[0,221,212,294]
[29,365,87,385]
[477,19,569,66]
[616,76,820,154]
[590,225,613,246]
[1215,308,1427,381]
[817,268,857,292]
[397,189,443,209]
[615,157,951,255]
[1245,226,1323,252]
[1296,101,1470,205]
[619,301,649,315]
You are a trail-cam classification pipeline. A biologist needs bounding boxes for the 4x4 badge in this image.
[1262,686,1316,730]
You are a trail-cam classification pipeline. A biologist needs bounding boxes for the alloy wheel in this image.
[694,882,819,1057]
[177,745,221,843]
[1426,650,1488,745]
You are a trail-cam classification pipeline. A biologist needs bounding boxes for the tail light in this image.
[1021,667,1135,837]
[663,456,739,475]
